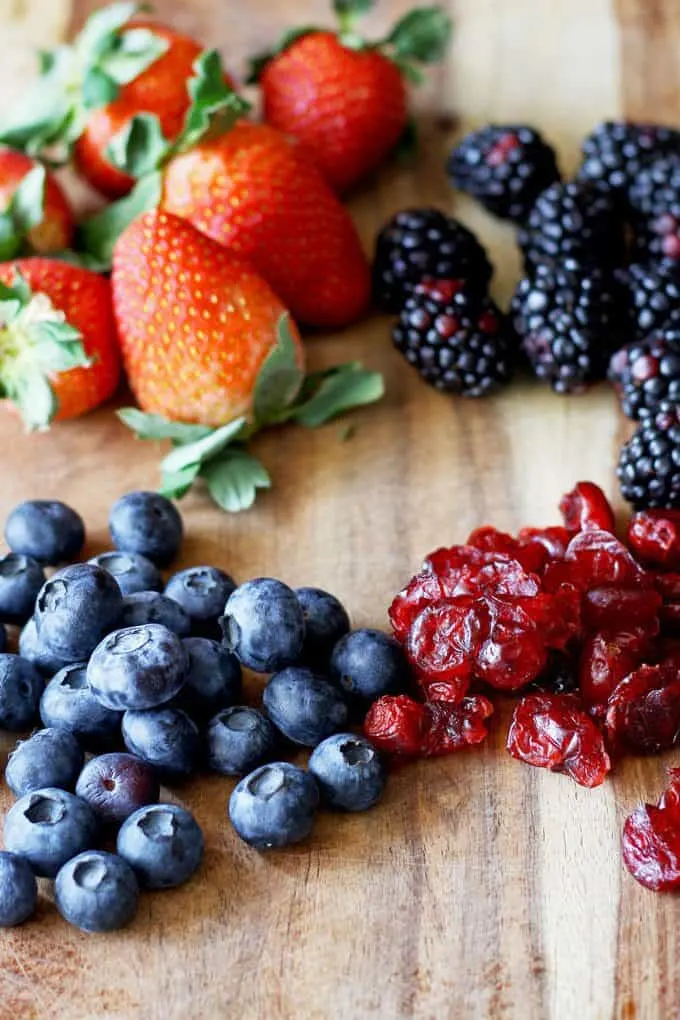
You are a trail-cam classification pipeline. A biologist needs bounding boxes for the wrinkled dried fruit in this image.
[628,510,680,569]
[476,598,548,690]
[622,769,680,891]
[652,572,680,602]
[560,481,616,534]
[605,663,680,755]
[506,692,612,787]
[565,529,645,589]
[363,693,493,757]
[517,526,572,563]
[467,526,546,573]
[579,628,652,709]
[581,586,662,631]
[406,596,485,691]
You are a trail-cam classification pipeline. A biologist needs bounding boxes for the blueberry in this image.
[173,637,241,718]
[295,587,350,666]
[76,752,159,827]
[0,554,46,625]
[40,663,121,748]
[330,629,410,701]
[229,762,319,849]
[221,578,305,673]
[165,566,236,634]
[109,491,183,567]
[0,852,37,926]
[120,591,190,637]
[116,803,203,889]
[88,552,162,596]
[5,728,84,797]
[0,654,43,730]
[55,851,139,933]
[19,617,75,676]
[5,500,85,565]
[122,707,199,778]
[308,734,386,811]
[207,706,278,776]
[34,563,123,661]
[4,788,97,877]
[262,667,348,747]
[0,624,6,653]
[87,624,189,711]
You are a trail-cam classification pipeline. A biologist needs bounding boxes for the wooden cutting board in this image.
[0,1,678,1017]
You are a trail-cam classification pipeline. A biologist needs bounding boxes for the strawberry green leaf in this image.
[98,27,168,85]
[395,117,419,162]
[334,0,375,36]
[117,407,213,443]
[2,369,57,431]
[290,363,384,427]
[107,114,172,177]
[8,164,47,237]
[159,463,201,500]
[49,249,112,272]
[73,2,144,60]
[160,416,248,474]
[82,67,120,110]
[201,450,271,513]
[386,6,452,65]
[176,50,250,152]
[0,49,74,156]
[0,214,23,262]
[77,170,163,267]
[246,26,319,83]
[253,314,304,425]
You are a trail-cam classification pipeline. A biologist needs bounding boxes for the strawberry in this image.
[249,2,452,193]
[0,148,74,258]
[0,3,233,199]
[80,52,371,329]
[0,259,120,429]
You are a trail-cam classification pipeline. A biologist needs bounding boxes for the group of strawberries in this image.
[0,0,449,504]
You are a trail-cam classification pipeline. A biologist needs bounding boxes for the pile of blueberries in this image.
[0,493,410,933]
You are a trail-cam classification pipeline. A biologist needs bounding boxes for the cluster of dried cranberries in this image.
[364,480,680,892]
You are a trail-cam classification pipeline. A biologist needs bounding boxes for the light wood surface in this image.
[0,2,679,1018]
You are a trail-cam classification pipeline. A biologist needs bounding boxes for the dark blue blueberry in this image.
[221,578,305,673]
[5,728,84,797]
[173,637,241,718]
[19,617,75,676]
[4,787,97,877]
[120,591,191,637]
[229,762,319,849]
[109,491,183,567]
[55,851,139,933]
[308,733,386,811]
[165,566,236,634]
[121,706,199,778]
[262,667,348,747]
[41,663,122,748]
[0,654,43,730]
[0,624,6,653]
[87,624,189,711]
[34,563,123,661]
[88,552,162,596]
[0,554,46,625]
[75,753,159,827]
[207,706,278,776]
[330,628,410,701]
[116,803,203,889]
[295,587,350,667]
[0,852,37,926]
[5,500,85,565]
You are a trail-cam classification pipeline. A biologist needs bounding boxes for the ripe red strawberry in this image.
[0,259,120,428]
[112,209,303,426]
[250,4,452,193]
[0,148,74,257]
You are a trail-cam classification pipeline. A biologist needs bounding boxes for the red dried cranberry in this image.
[423,696,494,755]
[476,599,548,690]
[406,596,487,689]
[363,694,426,756]
[559,481,616,534]
[652,572,680,601]
[424,544,484,575]
[579,628,652,709]
[518,526,572,563]
[506,692,611,787]
[389,571,452,642]
[467,526,545,573]
[524,585,582,649]
[423,679,471,703]
[364,693,493,757]
[622,770,680,891]
[605,663,680,755]
[628,510,680,569]
[564,529,646,589]
[661,603,680,634]
[581,586,662,631]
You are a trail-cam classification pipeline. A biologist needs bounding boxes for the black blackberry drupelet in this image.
[446,124,560,222]
[372,208,492,313]
[609,328,680,420]
[627,260,680,337]
[511,259,628,393]
[578,121,680,201]
[618,401,680,509]
[530,651,578,696]
[392,278,513,397]
[629,155,680,261]
[518,181,624,271]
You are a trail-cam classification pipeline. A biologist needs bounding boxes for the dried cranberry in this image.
[506,692,611,787]
[525,585,582,649]
[364,693,493,757]
[622,770,680,891]
[559,481,616,534]
[390,571,452,642]
[424,544,483,576]
[579,628,652,709]
[406,596,487,690]
[564,529,645,589]
[467,526,546,573]
[476,599,548,690]
[423,696,494,755]
[518,526,572,563]
[660,603,680,634]
[628,510,680,569]
[652,572,680,602]
[363,694,426,756]
[581,586,662,631]
[605,663,680,755]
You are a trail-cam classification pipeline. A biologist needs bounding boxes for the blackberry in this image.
[447,124,560,222]
[627,260,680,337]
[629,155,680,261]
[372,208,492,312]
[511,260,628,393]
[530,651,578,696]
[618,401,680,509]
[578,121,680,200]
[392,279,513,397]
[518,181,624,271]
[609,328,680,419]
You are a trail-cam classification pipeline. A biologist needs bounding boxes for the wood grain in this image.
[0,2,679,1018]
